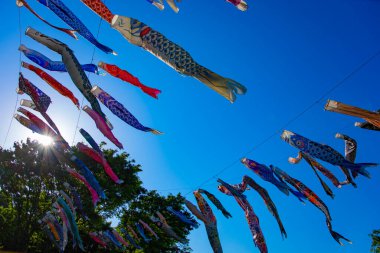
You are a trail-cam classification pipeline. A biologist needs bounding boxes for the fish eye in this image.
[296,140,304,147]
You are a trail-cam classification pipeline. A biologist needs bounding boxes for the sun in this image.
[32,133,53,146]
[40,136,53,146]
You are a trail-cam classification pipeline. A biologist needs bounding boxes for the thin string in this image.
[3,7,22,147]
[71,14,104,145]
[182,49,380,196]
[3,97,20,148]
[72,96,85,145]
[18,7,22,72]
[157,123,354,194]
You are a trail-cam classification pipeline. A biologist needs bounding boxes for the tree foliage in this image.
[371,229,380,253]
[0,139,194,252]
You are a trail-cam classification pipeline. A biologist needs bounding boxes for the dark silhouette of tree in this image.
[371,229,380,253]
[0,138,194,252]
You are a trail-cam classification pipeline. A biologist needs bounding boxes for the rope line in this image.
[71,14,104,145]
[2,7,23,147]
[181,48,380,196]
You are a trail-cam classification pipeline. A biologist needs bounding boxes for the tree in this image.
[371,229,380,253]
[0,138,194,252]
[119,191,194,253]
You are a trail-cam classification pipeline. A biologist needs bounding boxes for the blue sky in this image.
[1,0,380,252]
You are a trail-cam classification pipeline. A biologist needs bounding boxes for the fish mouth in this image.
[18,44,27,52]
[270,165,278,172]
[270,165,282,177]
[280,130,292,142]
[217,185,227,194]
[241,158,258,168]
[16,88,24,95]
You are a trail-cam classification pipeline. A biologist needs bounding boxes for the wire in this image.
[18,7,22,73]
[156,182,215,193]
[71,96,85,145]
[157,122,354,194]
[71,14,104,145]
[3,96,20,148]
[3,7,23,147]
[181,48,380,196]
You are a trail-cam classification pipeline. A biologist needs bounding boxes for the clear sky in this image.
[1,0,380,252]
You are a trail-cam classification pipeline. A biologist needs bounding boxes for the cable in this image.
[182,48,380,196]
[3,96,20,148]
[3,7,23,147]
[156,182,215,193]
[18,7,22,73]
[157,120,354,194]
[71,14,104,145]
[71,96,85,145]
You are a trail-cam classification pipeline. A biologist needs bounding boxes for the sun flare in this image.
[33,134,53,146]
